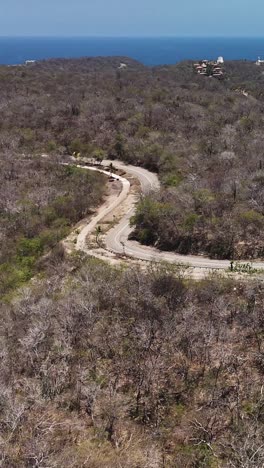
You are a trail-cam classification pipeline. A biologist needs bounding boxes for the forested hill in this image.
[1,57,264,467]
[1,57,264,260]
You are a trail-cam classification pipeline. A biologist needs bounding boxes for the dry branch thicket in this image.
[1,258,264,467]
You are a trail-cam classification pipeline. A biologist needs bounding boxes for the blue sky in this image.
[1,0,264,37]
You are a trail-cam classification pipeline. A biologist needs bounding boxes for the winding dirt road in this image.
[73,159,264,276]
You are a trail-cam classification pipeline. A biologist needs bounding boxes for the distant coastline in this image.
[1,36,264,66]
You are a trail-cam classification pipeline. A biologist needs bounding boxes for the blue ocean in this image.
[1,37,264,66]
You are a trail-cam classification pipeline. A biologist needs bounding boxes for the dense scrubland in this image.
[1,256,264,467]
[0,57,264,258]
[1,57,264,467]
[0,154,105,295]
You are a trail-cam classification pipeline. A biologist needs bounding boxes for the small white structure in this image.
[25,60,36,65]
[217,56,224,64]
[256,57,264,66]
[118,63,127,69]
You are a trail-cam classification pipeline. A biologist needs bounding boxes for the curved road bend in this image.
[63,164,130,251]
[75,160,264,273]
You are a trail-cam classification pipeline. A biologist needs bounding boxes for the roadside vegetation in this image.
[1,257,264,467]
[0,57,263,258]
[0,154,105,296]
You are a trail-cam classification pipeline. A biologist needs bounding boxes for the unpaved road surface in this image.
[71,159,264,278]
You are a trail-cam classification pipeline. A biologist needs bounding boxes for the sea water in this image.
[1,36,264,66]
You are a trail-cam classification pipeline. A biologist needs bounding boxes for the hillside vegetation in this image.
[1,57,264,467]
[0,154,105,296]
[1,258,264,467]
[0,57,264,258]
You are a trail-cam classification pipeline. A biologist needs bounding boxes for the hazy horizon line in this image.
[1,34,264,39]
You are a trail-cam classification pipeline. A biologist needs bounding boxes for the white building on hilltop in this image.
[256,57,264,65]
[25,60,36,65]
[217,56,224,64]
